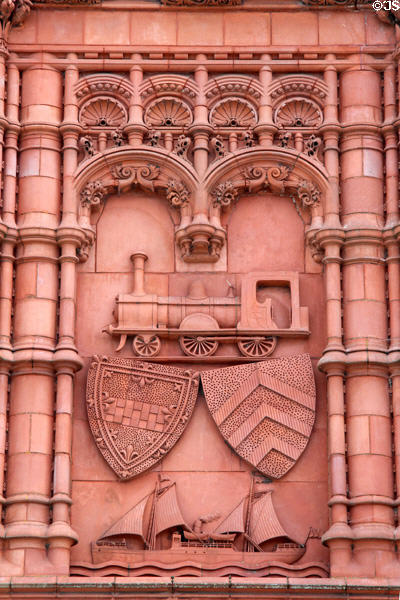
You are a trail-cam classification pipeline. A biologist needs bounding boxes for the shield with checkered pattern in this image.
[201,354,316,479]
[86,356,199,480]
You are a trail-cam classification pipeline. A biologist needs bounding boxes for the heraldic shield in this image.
[201,354,316,479]
[86,356,199,479]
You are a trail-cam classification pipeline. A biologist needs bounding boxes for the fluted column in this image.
[4,56,63,575]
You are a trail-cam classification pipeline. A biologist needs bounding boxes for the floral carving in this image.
[274,98,323,128]
[0,0,32,34]
[211,165,322,216]
[211,180,238,208]
[174,134,191,160]
[80,180,106,208]
[147,129,161,147]
[79,135,95,158]
[243,130,256,148]
[209,98,257,128]
[111,164,161,193]
[144,97,193,128]
[112,128,126,147]
[297,180,321,207]
[166,179,190,208]
[278,130,293,148]
[305,134,322,158]
[211,135,226,160]
[79,97,128,128]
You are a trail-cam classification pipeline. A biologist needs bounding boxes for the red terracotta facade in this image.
[0,0,398,597]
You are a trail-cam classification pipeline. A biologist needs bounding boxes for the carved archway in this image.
[74,146,199,261]
[202,147,331,262]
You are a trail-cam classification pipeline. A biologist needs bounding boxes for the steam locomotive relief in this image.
[104,252,310,359]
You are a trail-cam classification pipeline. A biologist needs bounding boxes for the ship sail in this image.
[154,483,188,536]
[214,498,246,534]
[97,494,149,542]
[249,491,290,546]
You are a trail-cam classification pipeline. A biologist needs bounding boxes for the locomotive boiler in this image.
[104,252,310,358]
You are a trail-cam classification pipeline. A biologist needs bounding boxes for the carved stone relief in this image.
[104,252,309,358]
[144,97,193,128]
[201,355,316,479]
[209,98,257,128]
[86,356,199,480]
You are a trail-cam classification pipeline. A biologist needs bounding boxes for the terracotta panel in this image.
[177,13,224,45]
[84,12,130,45]
[224,13,269,45]
[131,12,177,45]
[271,12,318,45]
[37,10,84,43]
[319,11,365,45]
[366,12,395,45]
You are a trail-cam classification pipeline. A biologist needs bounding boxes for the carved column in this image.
[53,54,82,572]
[255,54,275,146]
[384,59,400,547]
[4,56,65,575]
[338,63,393,577]
[0,53,19,574]
[126,54,146,147]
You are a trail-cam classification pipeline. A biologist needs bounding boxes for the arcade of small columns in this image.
[0,41,397,577]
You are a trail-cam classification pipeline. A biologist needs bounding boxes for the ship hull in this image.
[91,543,305,567]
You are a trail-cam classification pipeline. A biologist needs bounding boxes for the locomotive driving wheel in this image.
[238,336,277,358]
[179,335,218,357]
[132,334,161,357]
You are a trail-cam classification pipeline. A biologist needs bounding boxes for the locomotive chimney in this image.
[130,252,148,296]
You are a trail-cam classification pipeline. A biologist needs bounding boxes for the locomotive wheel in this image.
[132,334,161,357]
[238,336,277,358]
[179,335,218,357]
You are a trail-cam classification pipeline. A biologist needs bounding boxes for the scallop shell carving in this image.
[79,96,128,127]
[274,98,322,128]
[209,98,257,127]
[144,97,193,127]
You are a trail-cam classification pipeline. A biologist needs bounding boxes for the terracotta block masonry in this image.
[0,0,398,597]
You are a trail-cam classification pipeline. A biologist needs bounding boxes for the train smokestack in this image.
[130,252,148,296]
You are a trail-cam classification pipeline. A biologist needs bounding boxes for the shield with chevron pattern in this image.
[201,354,316,479]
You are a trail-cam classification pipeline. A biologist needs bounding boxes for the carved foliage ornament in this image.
[211,165,321,210]
[0,0,32,34]
[86,357,199,480]
[201,354,316,479]
[80,165,191,215]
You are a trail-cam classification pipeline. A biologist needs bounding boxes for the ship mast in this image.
[146,476,160,550]
[244,475,254,552]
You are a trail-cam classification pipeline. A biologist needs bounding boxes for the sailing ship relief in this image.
[91,475,306,574]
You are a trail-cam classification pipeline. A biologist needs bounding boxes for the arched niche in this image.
[74,146,199,265]
[224,192,305,274]
[95,190,176,273]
